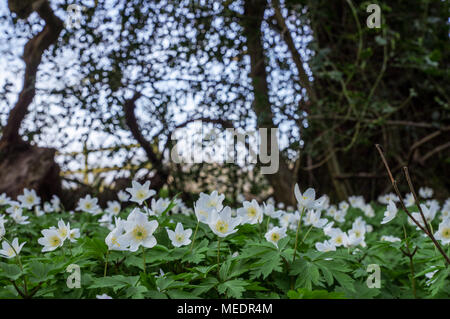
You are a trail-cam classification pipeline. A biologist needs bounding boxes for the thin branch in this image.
[376,144,450,265]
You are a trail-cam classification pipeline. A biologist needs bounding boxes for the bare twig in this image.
[376,144,450,265]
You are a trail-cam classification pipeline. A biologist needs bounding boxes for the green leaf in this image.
[287,288,346,299]
[28,261,54,284]
[217,279,248,298]
[0,262,22,280]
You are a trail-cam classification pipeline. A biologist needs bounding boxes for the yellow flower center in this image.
[50,235,61,247]
[335,237,343,244]
[442,228,450,239]
[132,225,148,241]
[215,220,229,234]
[7,248,15,257]
[111,236,120,247]
[136,190,146,200]
[59,228,67,238]
[26,195,34,204]
[247,207,257,218]
[270,232,280,242]
[175,234,185,242]
[85,203,92,209]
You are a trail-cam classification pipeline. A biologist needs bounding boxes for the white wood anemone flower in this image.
[125,180,156,206]
[264,226,287,248]
[208,207,241,238]
[0,238,26,258]
[381,200,398,224]
[76,194,100,214]
[118,211,158,252]
[17,188,40,210]
[166,222,192,247]
[198,191,225,212]
[38,229,64,252]
[237,199,263,225]
[434,219,450,245]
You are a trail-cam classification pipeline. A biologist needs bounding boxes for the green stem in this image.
[292,207,305,263]
[301,225,314,244]
[2,237,27,298]
[142,247,147,275]
[104,250,109,277]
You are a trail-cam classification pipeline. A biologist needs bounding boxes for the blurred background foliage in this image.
[0,0,448,208]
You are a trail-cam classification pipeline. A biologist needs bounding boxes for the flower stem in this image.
[301,225,314,244]
[292,207,305,263]
[104,250,109,277]
[217,238,221,278]
[142,247,147,275]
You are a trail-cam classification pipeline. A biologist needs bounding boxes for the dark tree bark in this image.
[241,0,297,205]
[0,0,63,199]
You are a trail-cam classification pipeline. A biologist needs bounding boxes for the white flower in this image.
[0,193,11,206]
[106,201,121,216]
[363,204,375,218]
[126,180,156,205]
[425,268,438,286]
[333,209,347,223]
[198,191,225,212]
[51,195,61,212]
[326,205,337,218]
[38,229,64,252]
[278,212,294,228]
[236,194,245,203]
[263,203,282,219]
[96,294,112,299]
[434,219,450,245]
[381,200,397,224]
[51,219,71,241]
[194,201,214,224]
[105,218,126,251]
[348,196,365,209]
[117,190,130,202]
[167,222,192,247]
[17,188,40,210]
[43,202,53,213]
[404,193,415,207]
[34,206,45,217]
[381,235,401,243]
[378,193,399,205]
[303,210,328,228]
[0,238,25,258]
[328,229,348,247]
[237,200,263,225]
[208,207,241,238]
[69,228,80,243]
[419,187,433,199]
[76,195,100,214]
[315,240,336,252]
[294,184,322,210]
[11,209,29,225]
[338,201,349,212]
[151,198,171,216]
[264,226,287,248]
[6,201,21,214]
[119,212,158,252]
